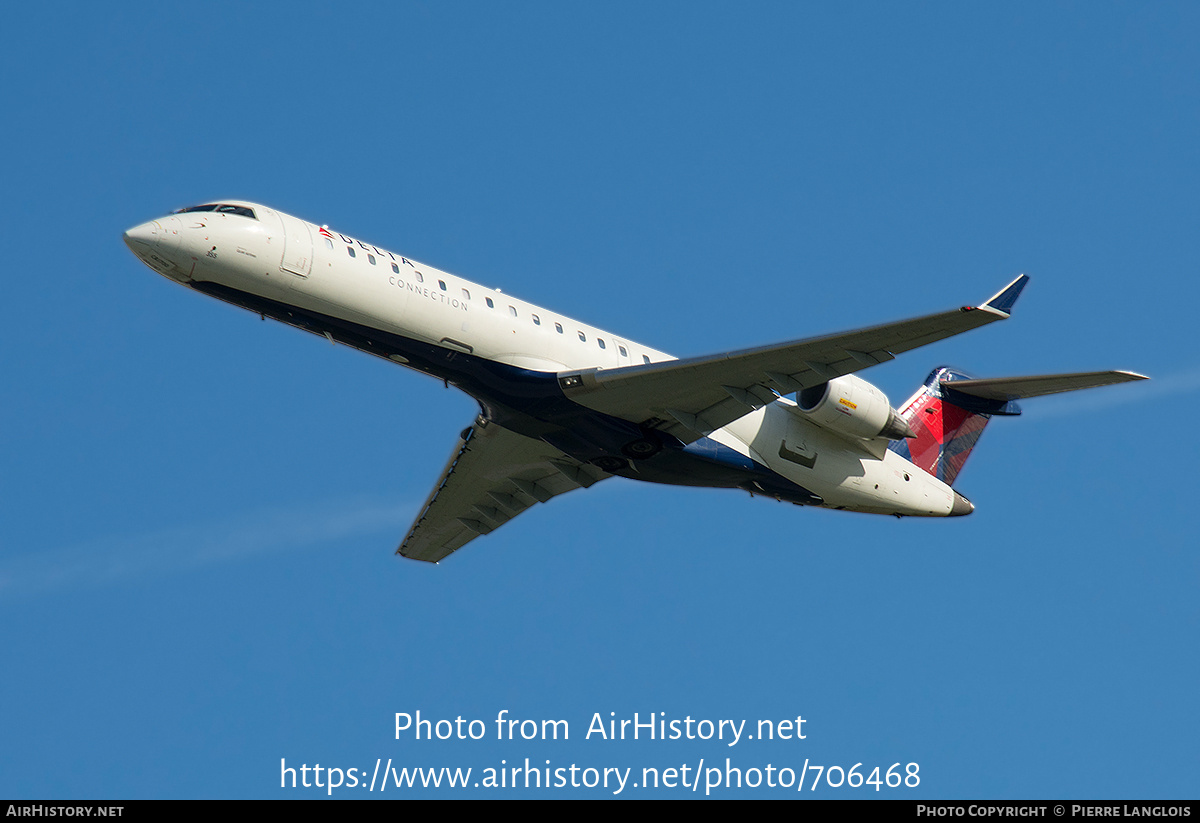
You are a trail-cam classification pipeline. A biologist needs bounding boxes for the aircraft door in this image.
[277,211,313,278]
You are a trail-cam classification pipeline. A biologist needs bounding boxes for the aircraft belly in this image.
[618,450,754,488]
[620,441,820,502]
[183,282,639,428]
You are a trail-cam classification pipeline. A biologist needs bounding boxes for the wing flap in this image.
[559,276,1029,441]
[398,418,608,563]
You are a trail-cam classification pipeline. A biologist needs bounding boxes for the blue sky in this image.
[2,2,1197,799]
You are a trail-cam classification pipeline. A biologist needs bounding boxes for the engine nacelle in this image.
[796,375,915,441]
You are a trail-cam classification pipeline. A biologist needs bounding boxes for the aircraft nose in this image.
[123,220,160,251]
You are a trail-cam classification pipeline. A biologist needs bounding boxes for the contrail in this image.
[0,497,410,600]
[1020,366,1194,421]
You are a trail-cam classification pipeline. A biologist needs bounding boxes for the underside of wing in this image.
[557,275,1030,443]
[398,417,610,563]
[941,370,1148,401]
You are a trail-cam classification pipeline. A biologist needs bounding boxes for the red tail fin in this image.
[888,367,1020,486]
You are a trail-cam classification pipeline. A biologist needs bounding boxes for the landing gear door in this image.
[278,211,313,278]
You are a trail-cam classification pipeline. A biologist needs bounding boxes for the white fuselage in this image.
[124,201,959,518]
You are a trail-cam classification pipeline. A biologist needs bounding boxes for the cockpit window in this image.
[215,204,256,218]
[173,203,257,219]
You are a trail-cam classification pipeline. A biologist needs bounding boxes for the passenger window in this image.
[619,345,628,357]
[325,238,334,250]
[643,355,651,364]
[416,272,424,283]
[347,247,356,258]
[509,306,518,317]
[532,314,541,325]
[578,331,586,342]
[368,254,376,265]
[438,280,447,291]
[598,338,606,349]
[462,288,470,300]
[391,263,399,273]
[486,297,494,308]
[555,323,563,334]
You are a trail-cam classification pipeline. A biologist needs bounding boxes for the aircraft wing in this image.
[398,417,610,563]
[558,275,1031,442]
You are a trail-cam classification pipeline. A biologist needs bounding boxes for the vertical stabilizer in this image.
[888,367,1020,486]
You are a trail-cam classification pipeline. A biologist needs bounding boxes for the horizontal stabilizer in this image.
[942,370,1148,402]
[893,366,1147,487]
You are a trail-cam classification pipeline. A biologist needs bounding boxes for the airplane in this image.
[123,201,1146,563]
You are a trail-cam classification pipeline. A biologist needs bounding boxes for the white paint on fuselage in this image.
[718,403,954,515]
[126,201,956,518]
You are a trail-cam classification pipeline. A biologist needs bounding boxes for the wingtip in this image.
[982,274,1030,316]
[1108,370,1150,384]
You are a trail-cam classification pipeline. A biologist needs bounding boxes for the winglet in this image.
[982,274,1030,316]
